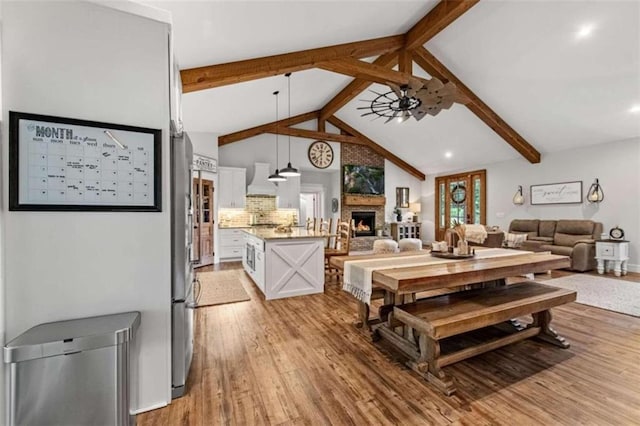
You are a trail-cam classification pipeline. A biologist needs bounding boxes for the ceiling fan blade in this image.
[405,76,424,98]
[440,97,455,110]
[409,109,427,121]
[453,89,471,105]
[386,82,402,98]
[426,77,445,91]
[414,89,440,106]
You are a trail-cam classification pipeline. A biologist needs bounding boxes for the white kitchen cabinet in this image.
[219,228,247,261]
[218,167,246,208]
[277,175,300,210]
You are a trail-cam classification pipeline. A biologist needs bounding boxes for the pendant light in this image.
[268,90,286,182]
[279,72,301,177]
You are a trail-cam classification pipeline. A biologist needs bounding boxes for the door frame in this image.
[434,169,486,241]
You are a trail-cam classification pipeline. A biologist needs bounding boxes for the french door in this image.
[435,170,486,241]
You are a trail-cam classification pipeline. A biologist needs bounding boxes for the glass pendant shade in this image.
[512,185,525,205]
[586,178,604,203]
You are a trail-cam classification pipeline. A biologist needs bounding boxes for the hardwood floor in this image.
[139,264,640,425]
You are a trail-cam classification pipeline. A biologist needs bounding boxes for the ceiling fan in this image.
[358,77,468,123]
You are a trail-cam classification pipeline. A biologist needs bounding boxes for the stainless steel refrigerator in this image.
[170,128,199,399]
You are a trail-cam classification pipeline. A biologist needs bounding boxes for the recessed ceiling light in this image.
[629,105,640,113]
[445,151,453,159]
[576,23,595,39]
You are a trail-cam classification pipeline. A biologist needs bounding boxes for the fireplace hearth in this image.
[352,211,375,237]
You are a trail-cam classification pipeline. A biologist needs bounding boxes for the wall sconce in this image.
[512,185,525,205]
[396,187,409,208]
[586,178,604,203]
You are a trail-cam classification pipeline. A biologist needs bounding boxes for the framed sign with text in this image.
[9,111,162,211]
[530,181,582,205]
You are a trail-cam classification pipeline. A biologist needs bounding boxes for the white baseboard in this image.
[625,263,639,273]
[131,401,168,415]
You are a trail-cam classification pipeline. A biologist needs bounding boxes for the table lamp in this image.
[410,202,421,222]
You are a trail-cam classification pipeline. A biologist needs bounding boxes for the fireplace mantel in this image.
[343,195,386,206]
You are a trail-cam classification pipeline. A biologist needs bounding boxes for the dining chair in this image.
[324,221,352,283]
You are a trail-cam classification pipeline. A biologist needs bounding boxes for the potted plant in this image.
[393,206,402,222]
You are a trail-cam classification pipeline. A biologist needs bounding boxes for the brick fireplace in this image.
[341,143,386,250]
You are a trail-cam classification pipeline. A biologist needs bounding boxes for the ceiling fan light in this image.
[280,162,300,177]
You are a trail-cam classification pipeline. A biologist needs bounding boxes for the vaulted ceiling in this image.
[146,0,640,175]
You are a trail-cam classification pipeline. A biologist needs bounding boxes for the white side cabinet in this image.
[277,175,300,210]
[218,167,246,209]
[595,240,629,277]
[219,228,246,261]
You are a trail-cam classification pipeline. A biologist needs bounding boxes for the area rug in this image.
[195,271,250,307]
[544,274,640,317]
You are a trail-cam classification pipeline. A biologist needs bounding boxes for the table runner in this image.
[342,248,531,304]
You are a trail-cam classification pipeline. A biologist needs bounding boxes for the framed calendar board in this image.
[9,111,162,211]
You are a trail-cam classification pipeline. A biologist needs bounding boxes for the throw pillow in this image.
[503,232,527,248]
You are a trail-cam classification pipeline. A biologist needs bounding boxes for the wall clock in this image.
[308,141,334,169]
[609,226,625,240]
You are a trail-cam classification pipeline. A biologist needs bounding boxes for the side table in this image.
[595,239,629,277]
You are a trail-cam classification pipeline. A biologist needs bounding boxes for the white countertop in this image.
[243,228,329,240]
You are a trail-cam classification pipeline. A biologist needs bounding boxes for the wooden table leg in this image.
[423,335,456,396]
[531,310,570,349]
[355,301,368,329]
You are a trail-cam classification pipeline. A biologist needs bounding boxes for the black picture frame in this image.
[9,111,162,212]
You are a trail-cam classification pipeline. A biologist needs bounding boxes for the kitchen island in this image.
[242,228,327,300]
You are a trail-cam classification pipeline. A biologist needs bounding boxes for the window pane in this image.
[439,182,445,227]
[474,177,481,224]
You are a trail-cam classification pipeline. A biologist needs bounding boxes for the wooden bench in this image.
[389,281,576,395]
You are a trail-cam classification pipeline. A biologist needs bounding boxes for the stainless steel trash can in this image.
[4,311,141,426]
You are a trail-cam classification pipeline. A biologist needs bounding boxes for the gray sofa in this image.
[508,219,603,272]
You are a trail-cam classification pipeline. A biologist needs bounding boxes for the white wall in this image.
[218,130,341,177]
[422,138,640,270]
[300,170,340,221]
[384,160,423,222]
[2,2,171,413]
[0,1,4,420]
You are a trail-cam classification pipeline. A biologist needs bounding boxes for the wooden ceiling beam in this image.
[398,49,413,74]
[319,52,398,121]
[412,47,541,163]
[327,116,426,181]
[218,110,319,146]
[181,35,404,93]
[405,0,480,50]
[318,57,420,87]
[266,127,365,145]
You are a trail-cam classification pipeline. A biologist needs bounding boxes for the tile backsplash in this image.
[219,196,298,227]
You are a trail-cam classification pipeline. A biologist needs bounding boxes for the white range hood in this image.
[246,162,277,196]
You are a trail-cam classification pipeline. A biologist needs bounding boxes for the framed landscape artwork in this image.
[530,181,582,205]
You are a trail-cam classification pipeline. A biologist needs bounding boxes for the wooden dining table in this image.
[329,249,575,395]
